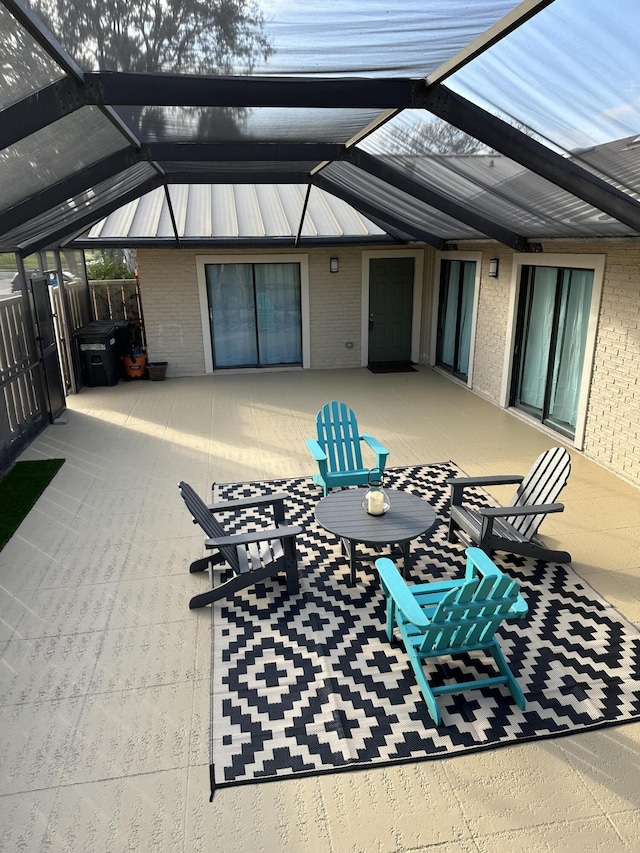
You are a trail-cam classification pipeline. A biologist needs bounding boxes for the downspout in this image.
[164,184,181,248]
[295,185,312,247]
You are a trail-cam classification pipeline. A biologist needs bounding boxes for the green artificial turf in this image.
[0,458,65,551]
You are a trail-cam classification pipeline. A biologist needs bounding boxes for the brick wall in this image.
[137,249,204,377]
[581,242,640,484]
[308,248,363,369]
[469,250,513,403]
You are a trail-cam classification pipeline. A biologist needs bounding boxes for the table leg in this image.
[341,538,358,586]
[401,541,410,579]
[349,539,359,585]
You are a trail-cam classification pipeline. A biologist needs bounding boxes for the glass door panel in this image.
[206,261,301,368]
[512,265,593,438]
[547,269,592,433]
[207,263,257,367]
[254,263,301,366]
[457,262,475,377]
[514,266,556,416]
[439,261,459,369]
[437,259,475,381]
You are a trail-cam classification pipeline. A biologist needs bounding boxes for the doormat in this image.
[0,458,65,551]
[368,361,417,373]
[206,463,640,796]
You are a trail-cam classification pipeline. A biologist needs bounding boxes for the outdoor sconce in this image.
[488,258,499,277]
[330,257,339,273]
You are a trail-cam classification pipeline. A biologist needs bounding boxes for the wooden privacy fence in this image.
[0,294,46,474]
[88,279,141,323]
[0,277,144,475]
[50,279,142,392]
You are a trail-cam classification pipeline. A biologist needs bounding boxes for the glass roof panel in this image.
[256,0,519,76]
[0,107,130,209]
[113,106,383,144]
[362,112,637,238]
[396,153,633,237]
[25,0,520,77]
[321,162,482,240]
[447,0,640,181]
[365,110,492,155]
[0,162,158,251]
[567,135,640,199]
[0,5,66,108]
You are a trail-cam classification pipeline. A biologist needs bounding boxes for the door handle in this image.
[369,313,374,330]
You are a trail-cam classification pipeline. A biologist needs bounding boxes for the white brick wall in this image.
[582,243,640,484]
[137,249,204,377]
[308,249,363,369]
[470,251,513,403]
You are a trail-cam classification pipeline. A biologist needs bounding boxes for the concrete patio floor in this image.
[1,366,639,852]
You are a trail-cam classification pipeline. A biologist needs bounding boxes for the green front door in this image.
[368,257,414,364]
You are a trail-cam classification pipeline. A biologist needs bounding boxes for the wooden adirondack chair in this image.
[376,547,528,725]
[306,401,389,496]
[179,481,302,609]
[447,446,572,563]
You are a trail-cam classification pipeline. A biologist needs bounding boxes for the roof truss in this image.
[1,0,639,252]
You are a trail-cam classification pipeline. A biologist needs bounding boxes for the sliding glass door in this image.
[206,262,302,368]
[512,265,593,437]
[436,259,475,381]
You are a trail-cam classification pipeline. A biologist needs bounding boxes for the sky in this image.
[257,0,640,151]
[447,0,640,151]
[254,0,518,76]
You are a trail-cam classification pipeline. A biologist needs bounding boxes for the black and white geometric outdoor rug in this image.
[207,463,640,795]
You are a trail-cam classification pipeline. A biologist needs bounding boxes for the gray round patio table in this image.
[315,487,438,586]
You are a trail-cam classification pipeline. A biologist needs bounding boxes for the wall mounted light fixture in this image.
[330,257,339,273]
[488,258,499,277]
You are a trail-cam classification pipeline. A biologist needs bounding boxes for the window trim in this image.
[196,253,310,372]
[502,253,605,449]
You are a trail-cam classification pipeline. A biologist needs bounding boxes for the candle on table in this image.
[367,490,385,515]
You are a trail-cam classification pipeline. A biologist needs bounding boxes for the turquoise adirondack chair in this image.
[306,401,389,496]
[376,547,528,725]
